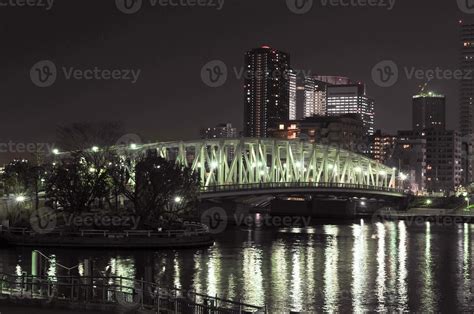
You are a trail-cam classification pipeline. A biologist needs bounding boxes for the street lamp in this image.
[174,196,183,204]
[15,195,26,203]
[92,146,99,152]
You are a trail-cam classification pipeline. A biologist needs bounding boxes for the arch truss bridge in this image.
[135,138,398,192]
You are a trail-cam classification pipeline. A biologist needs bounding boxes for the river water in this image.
[1,220,473,312]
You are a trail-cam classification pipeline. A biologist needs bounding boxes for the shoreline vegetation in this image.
[0,126,212,248]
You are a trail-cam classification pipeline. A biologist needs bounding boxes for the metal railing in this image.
[0,222,210,239]
[0,272,263,313]
[201,182,404,194]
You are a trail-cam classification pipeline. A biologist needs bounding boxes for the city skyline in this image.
[0,0,468,153]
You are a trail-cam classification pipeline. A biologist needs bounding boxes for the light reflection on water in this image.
[2,221,474,312]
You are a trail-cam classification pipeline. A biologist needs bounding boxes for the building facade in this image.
[326,84,375,137]
[398,130,462,193]
[303,76,353,118]
[460,22,474,184]
[270,114,365,153]
[387,137,427,194]
[412,92,446,131]
[371,130,398,164]
[244,46,291,138]
[200,123,238,139]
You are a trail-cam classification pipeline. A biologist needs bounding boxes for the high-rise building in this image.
[200,123,238,139]
[244,46,291,138]
[289,71,297,120]
[460,22,474,184]
[460,22,474,138]
[326,83,375,136]
[303,76,353,118]
[412,92,446,131]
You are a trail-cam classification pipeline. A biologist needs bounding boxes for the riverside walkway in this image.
[0,272,264,313]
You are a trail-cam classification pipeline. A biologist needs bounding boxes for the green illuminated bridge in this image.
[129,138,404,198]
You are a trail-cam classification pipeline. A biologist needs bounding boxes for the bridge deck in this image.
[200,182,406,199]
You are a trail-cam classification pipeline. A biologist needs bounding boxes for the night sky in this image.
[0,0,470,162]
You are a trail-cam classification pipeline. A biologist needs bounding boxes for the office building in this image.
[326,83,375,136]
[303,76,353,118]
[244,46,291,138]
[412,92,446,131]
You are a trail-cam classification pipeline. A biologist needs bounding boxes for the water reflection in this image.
[397,221,408,311]
[421,222,435,312]
[352,220,368,312]
[323,225,339,312]
[2,222,472,312]
[375,223,386,312]
[242,243,263,306]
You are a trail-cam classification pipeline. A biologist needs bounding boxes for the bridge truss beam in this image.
[137,138,397,189]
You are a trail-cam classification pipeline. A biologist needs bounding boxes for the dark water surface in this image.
[1,220,473,312]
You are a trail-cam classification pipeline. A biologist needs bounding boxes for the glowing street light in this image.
[426,199,432,206]
[92,146,99,152]
[130,143,138,150]
[52,148,60,155]
[210,161,218,170]
[15,195,26,202]
[399,173,408,181]
[174,196,183,203]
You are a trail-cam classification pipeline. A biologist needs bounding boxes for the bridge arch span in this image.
[137,138,398,191]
